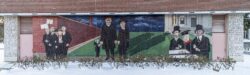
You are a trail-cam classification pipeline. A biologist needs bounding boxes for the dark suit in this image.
[100,25,117,59]
[55,35,67,59]
[62,31,72,56]
[191,35,210,58]
[43,34,52,58]
[49,33,58,59]
[169,38,184,50]
[118,28,129,57]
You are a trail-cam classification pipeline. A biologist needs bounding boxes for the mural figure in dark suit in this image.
[169,26,184,50]
[100,17,117,61]
[49,27,58,59]
[43,29,53,59]
[55,29,62,59]
[61,26,72,58]
[117,19,130,61]
[192,25,210,59]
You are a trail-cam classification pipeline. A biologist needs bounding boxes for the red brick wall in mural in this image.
[32,16,101,53]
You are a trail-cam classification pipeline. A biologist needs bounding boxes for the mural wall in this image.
[36,15,212,60]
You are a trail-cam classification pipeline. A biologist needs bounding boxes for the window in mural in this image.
[32,15,212,61]
[179,16,186,25]
[191,16,197,27]
[172,15,178,26]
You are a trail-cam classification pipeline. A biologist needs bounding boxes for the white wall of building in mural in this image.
[164,14,212,33]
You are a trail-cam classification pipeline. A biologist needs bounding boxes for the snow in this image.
[0,43,4,63]
[1,64,249,75]
[0,54,249,75]
[0,41,250,75]
[244,39,250,42]
[0,50,3,62]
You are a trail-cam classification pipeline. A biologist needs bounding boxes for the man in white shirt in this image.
[192,25,210,59]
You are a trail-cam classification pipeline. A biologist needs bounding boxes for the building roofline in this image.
[0,11,249,16]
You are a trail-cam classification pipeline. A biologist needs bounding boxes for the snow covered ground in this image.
[0,54,249,75]
[0,41,250,75]
[0,43,4,63]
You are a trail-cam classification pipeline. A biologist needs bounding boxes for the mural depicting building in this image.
[0,0,249,61]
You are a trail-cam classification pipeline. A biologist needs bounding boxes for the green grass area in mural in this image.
[68,32,172,57]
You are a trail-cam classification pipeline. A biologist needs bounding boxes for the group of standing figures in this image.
[95,17,130,61]
[169,25,210,59]
[43,26,72,60]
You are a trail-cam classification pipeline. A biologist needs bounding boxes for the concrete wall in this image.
[226,14,244,61]
[4,16,19,61]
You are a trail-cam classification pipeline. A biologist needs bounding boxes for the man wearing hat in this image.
[169,26,184,50]
[192,24,210,59]
[117,19,130,61]
[100,16,117,61]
